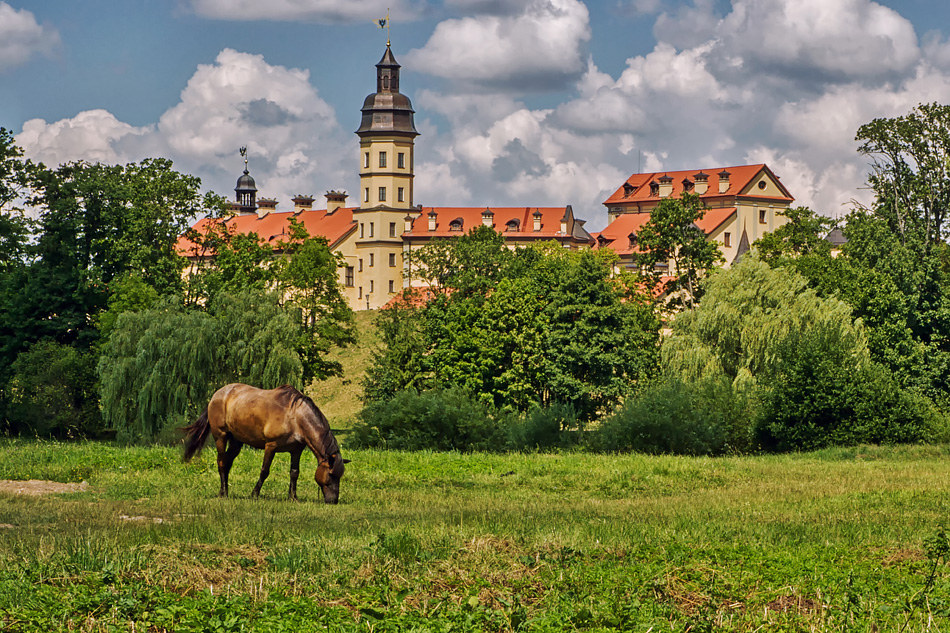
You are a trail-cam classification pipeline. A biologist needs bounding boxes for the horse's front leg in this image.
[251,443,278,499]
[288,448,303,501]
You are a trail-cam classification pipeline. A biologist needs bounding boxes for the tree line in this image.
[1,103,949,454]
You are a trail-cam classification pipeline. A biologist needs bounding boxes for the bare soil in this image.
[0,479,89,496]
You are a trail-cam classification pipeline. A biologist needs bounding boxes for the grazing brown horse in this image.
[182,384,348,504]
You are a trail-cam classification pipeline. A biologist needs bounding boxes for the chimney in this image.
[325,190,347,215]
[533,208,542,232]
[427,209,437,232]
[292,195,314,214]
[718,169,731,194]
[482,207,494,227]
[694,172,709,195]
[256,198,278,218]
[658,174,674,198]
[404,213,415,234]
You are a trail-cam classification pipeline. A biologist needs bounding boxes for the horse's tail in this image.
[181,408,210,462]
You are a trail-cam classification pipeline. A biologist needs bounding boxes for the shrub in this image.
[506,402,583,451]
[757,357,940,451]
[349,386,506,452]
[590,375,758,456]
[5,340,102,438]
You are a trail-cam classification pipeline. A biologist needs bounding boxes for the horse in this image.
[181,383,348,504]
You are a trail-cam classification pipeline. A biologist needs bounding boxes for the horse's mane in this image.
[275,385,340,459]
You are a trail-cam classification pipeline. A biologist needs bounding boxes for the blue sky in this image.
[4,0,950,229]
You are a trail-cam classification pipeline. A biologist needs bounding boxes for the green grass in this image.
[307,309,379,428]
[2,440,950,631]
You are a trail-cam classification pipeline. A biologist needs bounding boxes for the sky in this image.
[4,0,950,231]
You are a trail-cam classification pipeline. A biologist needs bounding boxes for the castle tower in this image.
[356,45,419,209]
[352,45,420,310]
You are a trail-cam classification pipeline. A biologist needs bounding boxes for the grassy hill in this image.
[306,309,380,429]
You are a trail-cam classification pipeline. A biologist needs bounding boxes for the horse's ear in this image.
[343,459,352,464]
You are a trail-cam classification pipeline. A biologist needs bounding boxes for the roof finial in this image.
[375,9,391,47]
[239,146,248,173]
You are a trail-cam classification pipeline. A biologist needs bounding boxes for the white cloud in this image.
[187,0,421,23]
[0,2,60,71]
[16,110,151,167]
[17,49,352,207]
[405,0,591,90]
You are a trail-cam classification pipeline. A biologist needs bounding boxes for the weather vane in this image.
[375,9,391,47]
[239,146,248,172]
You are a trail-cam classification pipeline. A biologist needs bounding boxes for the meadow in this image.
[1,440,950,631]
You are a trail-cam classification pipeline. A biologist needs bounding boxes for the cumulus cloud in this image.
[187,0,421,23]
[405,0,591,90]
[0,2,60,71]
[17,50,351,207]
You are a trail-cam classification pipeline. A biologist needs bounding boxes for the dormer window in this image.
[622,182,636,197]
[628,232,638,249]
[682,178,694,192]
[649,181,659,196]
[505,218,520,231]
[449,218,464,231]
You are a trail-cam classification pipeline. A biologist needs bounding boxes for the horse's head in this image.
[315,453,349,504]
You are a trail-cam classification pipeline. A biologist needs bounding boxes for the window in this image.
[369,280,374,293]
[345,266,354,286]
[379,151,387,168]
[363,152,369,169]
[369,222,374,237]
[758,180,767,190]
[388,280,395,293]
[369,253,374,267]
[359,223,364,238]
[397,187,404,202]
[358,258,363,272]
[724,232,731,248]
[389,252,396,267]
[358,286,363,299]
[397,152,405,169]
[759,209,767,224]
[364,187,369,203]
[389,222,396,237]
[379,187,386,202]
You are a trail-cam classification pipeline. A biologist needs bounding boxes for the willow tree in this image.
[99,290,306,442]
[661,257,938,450]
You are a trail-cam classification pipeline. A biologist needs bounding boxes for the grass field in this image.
[2,440,950,631]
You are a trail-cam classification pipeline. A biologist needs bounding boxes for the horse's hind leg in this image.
[216,436,242,498]
[288,448,303,501]
[251,443,278,499]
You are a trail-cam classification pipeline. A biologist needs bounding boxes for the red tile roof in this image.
[593,208,736,256]
[177,207,358,256]
[405,206,571,238]
[603,164,793,206]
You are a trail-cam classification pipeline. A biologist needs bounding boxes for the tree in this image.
[99,290,308,441]
[856,102,950,252]
[634,192,724,308]
[365,233,660,424]
[753,206,835,264]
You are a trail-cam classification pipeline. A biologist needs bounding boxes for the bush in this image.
[4,340,102,438]
[506,402,583,451]
[590,375,758,456]
[349,386,507,452]
[757,357,940,451]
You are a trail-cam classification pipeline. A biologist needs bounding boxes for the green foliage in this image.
[635,192,725,308]
[367,233,660,427]
[506,402,583,451]
[753,206,835,264]
[349,386,507,451]
[4,340,101,438]
[592,375,758,455]
[98,291,306,442]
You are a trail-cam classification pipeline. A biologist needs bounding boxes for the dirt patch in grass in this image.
[0,479,89,496]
